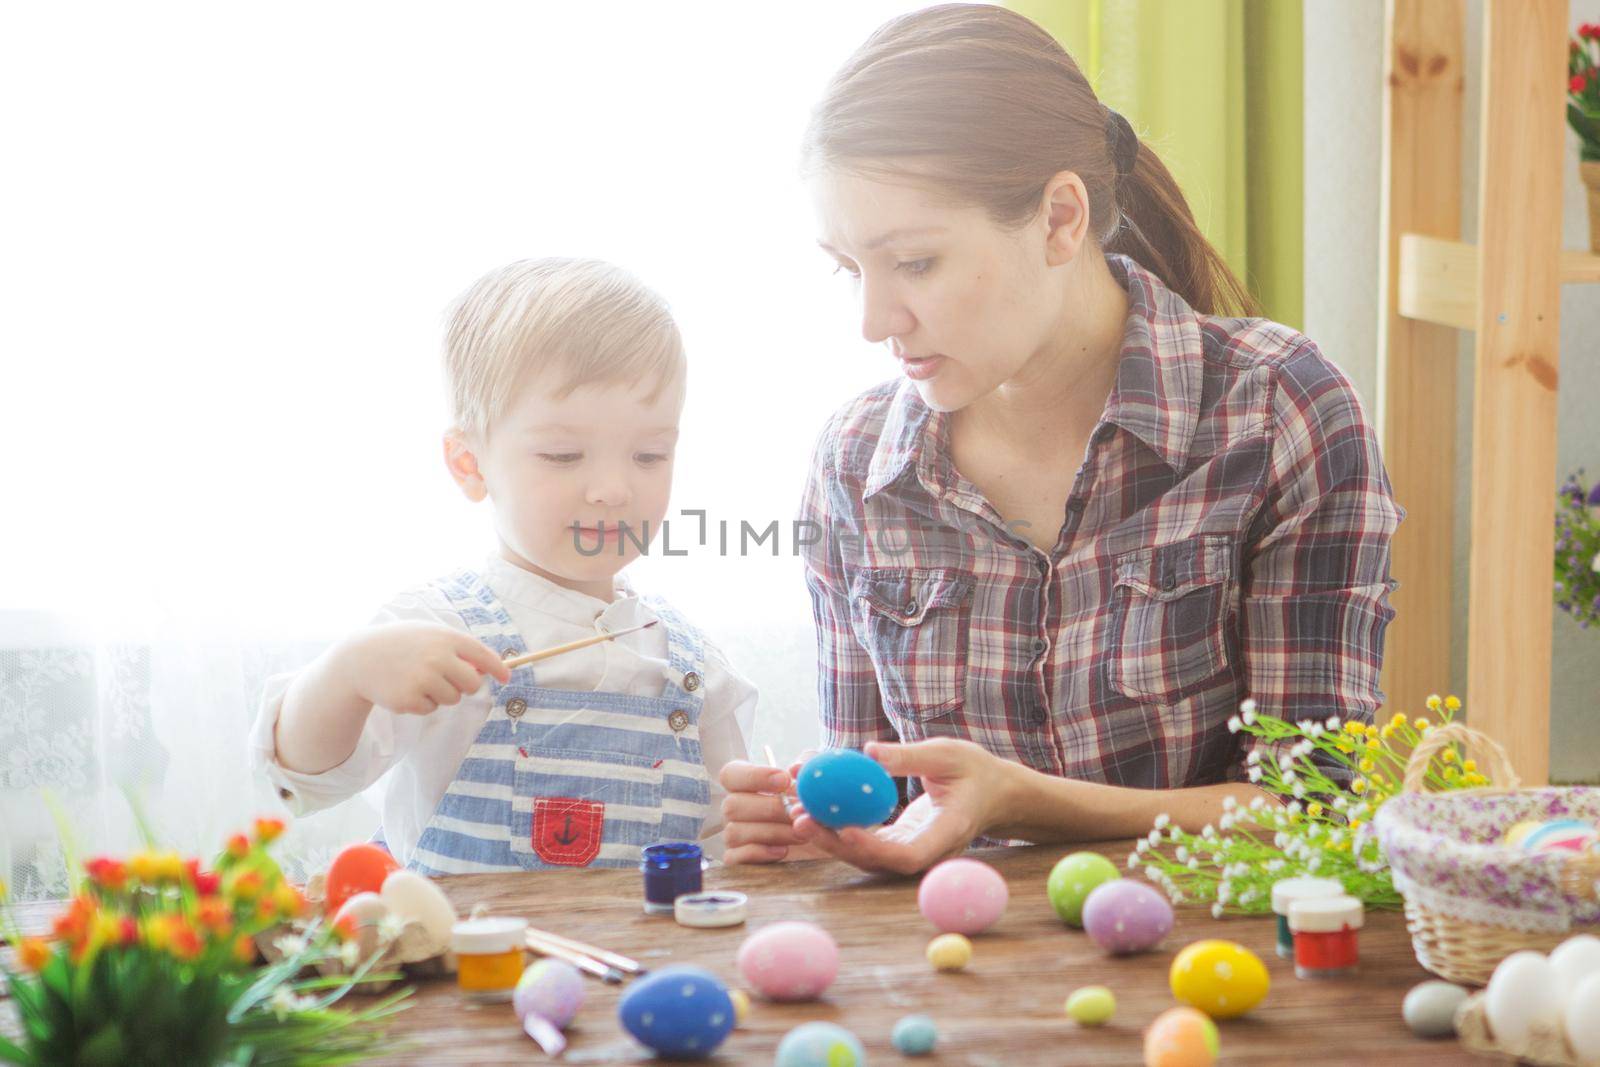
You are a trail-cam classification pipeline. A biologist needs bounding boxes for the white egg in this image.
[380,870,457,951]
[1551,935,1600,991]
[1566,973,1600,1063]
[1485,951,1561,1048]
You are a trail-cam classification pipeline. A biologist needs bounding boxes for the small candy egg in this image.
[927,932,973,971]
[1551,934,1600,991]
[728,988,749,1026]
[735,921,839,1001]
[1169,939,1269,1019]
[1565,972,1600,1061]
[918,857,1009,935]
[1065,985,1117,1026]
[1143,1006,1219,1067]
[1047,852,1120,927]
[775,1021,866,1067]
[1402,980,1469,1039]
[617,965,735,1059]
[514,958,585,1029]
[795,749,897,829]
[1081,878,1174,955]
[891,1014,938,1056]
[324,843,400,915]
[379,870,456,953]
[1485,950,1561,1048]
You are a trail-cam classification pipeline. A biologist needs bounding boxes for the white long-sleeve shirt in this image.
[248,556,756,867]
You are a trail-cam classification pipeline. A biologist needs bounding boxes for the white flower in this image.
[1175,846,1190,863]
[1147,829,1162,845]
[339,939,362,968]
[269,987,300,1021]
[1246,750,1261,766]
[1227,715,1242,734]
[1168,828,1182,842]
[1248,766,1263,783]
[1136,839,1150,854]
[1211,902,1225,919]
[1170,890,1186,905]
[1127,852,1140,869]
[1187,857,1200,870]
[1282,767,1298,784]
[1325,716,1341,731]
[1222,796,1238,812]
[1144,865,1161,881]
[1240,698,1258,723]
[1249,796,1268,811]
[1297,720,1316,733]
[1592,551,1600,574]
[273,933,309,959]
[1154,813,1171,830]
[1292,782,1306,799]
[1332,796,1347,811]
[1201,824,1216,839]
[1216,882,1232,905]
[1274,832,1289,849]
[1286,800,1302,815]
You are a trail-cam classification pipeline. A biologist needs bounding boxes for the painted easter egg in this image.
[926,932,973,971]
[735,921,839,1001]
[795,749,897,829]
[891,1014,938,1055]
[1144,1006,1220,1067]
[514,958,585,1029]
[1065,985,1117,1026]
[1521,819,1600,854]
[1047,851,1120,927]
[1169,939,1270,1019]
[324,843,399,915]
[1081,878,1175,955]
[617,966,735,1059]
[918,857,1009,935]
[775,1021,866,1067]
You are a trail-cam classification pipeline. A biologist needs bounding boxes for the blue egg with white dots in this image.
[775,1021,867,1067]
[892,1014,938,1055]
[617,965,734,1059]
[796,749,897,829]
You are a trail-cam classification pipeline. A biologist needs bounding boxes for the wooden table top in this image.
[5,843,1498,1065]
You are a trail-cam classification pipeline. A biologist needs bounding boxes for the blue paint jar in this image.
[641,842,703,915]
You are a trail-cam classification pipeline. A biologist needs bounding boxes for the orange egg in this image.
[324,843,399,915]
[1143,1006,1220,1067]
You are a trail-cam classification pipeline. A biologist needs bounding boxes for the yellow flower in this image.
[1350,819,1364,831]
[1445,696,1462,712]
[1358,758,1375,773]
[0,877,7,901]
[1344,721,1367,737]
[1391,712,1409,727]
[128,852,161,883]
[1308,802,1324,817]
[1444,765,1460,780]
[1366,737,1380,750]
[1463,759,1477,774]
[1414,717,1430,730]
[155,851,185,884]
[1380,724,1396,740]
[1370,771,1386,786]
[1441,749,1457,764]
[1426,695,1443,712]
[1336,740,1355,753]
[1364,724,1380,739]
[1352,778,1368,795]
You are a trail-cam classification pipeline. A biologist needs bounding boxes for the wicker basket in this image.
[1373,724,1600,986]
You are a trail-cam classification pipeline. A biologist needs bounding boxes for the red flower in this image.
[84,857,128,892]
[226,833,251,860]
[18,938,51,972]
[1574,73,1588,94]
[119,917,139,947]
[182,858,200,885]
[254,817,285,844]
[194,870,221,896]
[168,919,203,962]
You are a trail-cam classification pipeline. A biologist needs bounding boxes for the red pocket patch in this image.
[532,798,604,866]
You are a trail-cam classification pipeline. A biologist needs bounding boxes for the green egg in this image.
[1065,985,1117,1026]
[1047,852,1119,926]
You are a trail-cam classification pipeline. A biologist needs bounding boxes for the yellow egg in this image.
[926,933,973,971]
[1168,939,1269,1019]
[1143,1006,1220,1067]
[729,988,750,1026]
[1503,821,1541,848]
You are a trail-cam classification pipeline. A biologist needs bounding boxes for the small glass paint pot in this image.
[641,842,703,916]
[1288,895,1364,978]
[1270,876,1345,959]
[451,916,528,1002]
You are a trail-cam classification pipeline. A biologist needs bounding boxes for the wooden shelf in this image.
[1398,234,1600,329]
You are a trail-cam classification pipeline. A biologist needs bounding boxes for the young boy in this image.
[249,258,756,873]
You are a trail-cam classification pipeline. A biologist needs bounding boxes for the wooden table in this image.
[5,844,1498,1064]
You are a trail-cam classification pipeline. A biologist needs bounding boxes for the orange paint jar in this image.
[451,916,527,1002]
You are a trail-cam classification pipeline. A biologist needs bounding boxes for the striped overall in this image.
[404,570,712,875]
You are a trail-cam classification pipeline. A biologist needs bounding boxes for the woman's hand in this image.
[718,757,830,865]
[792,737,1017,875]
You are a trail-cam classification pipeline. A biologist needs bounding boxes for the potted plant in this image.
[1571,23,1600,253]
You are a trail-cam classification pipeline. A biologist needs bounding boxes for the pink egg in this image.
[1081,879,1174,955]
[917,858,1010,935]
[736,921,839,1001]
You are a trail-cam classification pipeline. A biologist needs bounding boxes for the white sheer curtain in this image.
[0,0,919,899]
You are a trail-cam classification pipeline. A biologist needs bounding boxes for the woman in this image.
[722,4,1400,872]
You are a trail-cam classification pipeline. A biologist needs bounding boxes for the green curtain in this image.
[1008,0,1304,328]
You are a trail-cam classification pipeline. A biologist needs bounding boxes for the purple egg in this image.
[1080,879,1174,955]
[514,958,585,1028]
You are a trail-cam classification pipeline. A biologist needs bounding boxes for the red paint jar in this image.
[1288,895,1363,978]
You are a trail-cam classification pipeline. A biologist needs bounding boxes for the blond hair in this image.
[803,4,1257,318]
[444,258,685,440]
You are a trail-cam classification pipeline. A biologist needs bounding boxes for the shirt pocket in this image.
[511,747,665,868]
[1106,536,1236,706]
[849,567,974,720]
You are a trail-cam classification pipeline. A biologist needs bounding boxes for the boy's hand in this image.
[339,621,512,716]
[719,753,829,865]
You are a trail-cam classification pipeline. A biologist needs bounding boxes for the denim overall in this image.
[404,570,711,875]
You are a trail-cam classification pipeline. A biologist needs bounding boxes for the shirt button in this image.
[668,709,690,733]
[1029,707,1049,725]
[1161,572,1178,592]
[1067,498,1086,513]
[682,671,703,693]
[904,599,920,616]
[505,698,528,719]
[1032,638,1048,657]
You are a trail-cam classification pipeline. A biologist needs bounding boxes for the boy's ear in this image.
[443,430,488,502]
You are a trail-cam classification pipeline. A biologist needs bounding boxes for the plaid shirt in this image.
[800,255,1402,793]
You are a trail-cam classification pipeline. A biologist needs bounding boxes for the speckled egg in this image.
[918,857,1009,935]
[927,932,973,971]
[1047,852,1120,927]
[617,966,735,1059]
[514,958,584,1029]
[1143,1006,1219,1067]
[795,749,897,829]
[1065,985,1117,1026]
[1081,878,1174,955]
[775,1021,866,1067]
[736,922,839,1001]
[1169,939,1270,1019]
[891,1014,938,1055]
